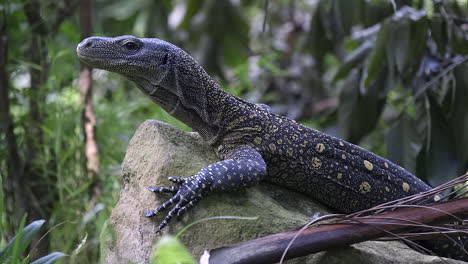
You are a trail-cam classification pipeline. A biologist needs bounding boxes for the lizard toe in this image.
[168,176,185,184]
[176,198,200,218]
[144,209,157,218]
[148,185,179,193]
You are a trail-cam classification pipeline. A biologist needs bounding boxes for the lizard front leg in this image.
[145,145,267,232]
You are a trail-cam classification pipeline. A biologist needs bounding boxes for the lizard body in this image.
[77,36,466,261]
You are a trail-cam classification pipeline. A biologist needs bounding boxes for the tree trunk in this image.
[0,12,26,241]
[23,0,52,258]
[79,0,101,201]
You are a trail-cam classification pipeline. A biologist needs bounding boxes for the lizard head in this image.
[76,35,221,138]
[76,35,175,90]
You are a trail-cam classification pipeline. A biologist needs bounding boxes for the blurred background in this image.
[1,0,468,262]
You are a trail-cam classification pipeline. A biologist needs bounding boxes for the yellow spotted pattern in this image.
[207,98,432,217]
[402,182,410,192]
[254,137,262,144]
[312,157,322,168]
[364,160,373,171]
[315,143,325,153]
[359,182,372,194]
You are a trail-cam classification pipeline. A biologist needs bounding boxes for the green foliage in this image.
[150,216,258,263]
[0,218,66,264]
[150,236,195,264]
[387,113,422,174]
[312,2,468,185]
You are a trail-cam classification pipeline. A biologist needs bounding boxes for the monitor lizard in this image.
[76,35,467,261]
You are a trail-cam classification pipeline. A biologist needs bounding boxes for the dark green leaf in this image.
[451,25,468,54]
[364,21,389,88]
[179,0,205,29]
[30,252,67,264]
[59,21,80,43]
[386,19,410,74]
[424,97,460,186]
[387,113,422,174]
[0,219,45,264]
[102,0,146,20]
[307,4,333,57]
[338,69,360,140]
[406,17,428,75]
[334,0,362,36]
[340,62,389,143]
[429,17,447,55]
[333,40,373,82]
[449,66,468,166]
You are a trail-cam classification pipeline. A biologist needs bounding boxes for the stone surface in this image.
[101,120,465,264]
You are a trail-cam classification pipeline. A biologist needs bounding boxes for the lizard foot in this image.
[144,176,206,232]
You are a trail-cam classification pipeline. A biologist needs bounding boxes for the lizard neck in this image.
[130,63,240,145]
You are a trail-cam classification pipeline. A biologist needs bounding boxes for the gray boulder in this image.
[101,120,465,264]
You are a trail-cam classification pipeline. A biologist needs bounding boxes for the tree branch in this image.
[206,197,468,263]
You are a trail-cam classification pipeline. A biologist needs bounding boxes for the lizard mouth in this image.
[76,50,129,72]
[76,47,106,67]
[76,41,122,70]
[76,53,99,66]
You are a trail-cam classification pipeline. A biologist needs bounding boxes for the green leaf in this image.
[339,62,389,143]
[386,19,410,74]
[430,17,447,55]
[257,54,289,76]
[424,97,460,186]
[179,0,205,29]
[387,113,422,174]
[307,2,334,58]
[333,40,373,82]
[364,21,389,88]
[334,0,363,36]
[407,17,428,74]
[150,236,195,264]
[59,21,80,43]
[30,252,67,264]
[10,216,27,264]
[451,25,468,54]
[0,217,45,264]
[449,66,468,166]
[102,0,146,20]
[337,69,360,141]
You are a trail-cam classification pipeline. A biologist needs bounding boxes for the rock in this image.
[101,120,465,264]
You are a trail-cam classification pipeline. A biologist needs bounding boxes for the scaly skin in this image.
[76,35,467,261]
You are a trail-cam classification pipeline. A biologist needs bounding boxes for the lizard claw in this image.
[148,176,185,193]
[144,209,157,217]
[145,176,206,231]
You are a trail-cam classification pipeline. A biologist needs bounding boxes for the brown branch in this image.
[78,0,101,201]
[206,198,468,264]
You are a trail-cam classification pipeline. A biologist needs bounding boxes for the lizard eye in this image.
[161,53,168,65]
[122,40,139,51]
